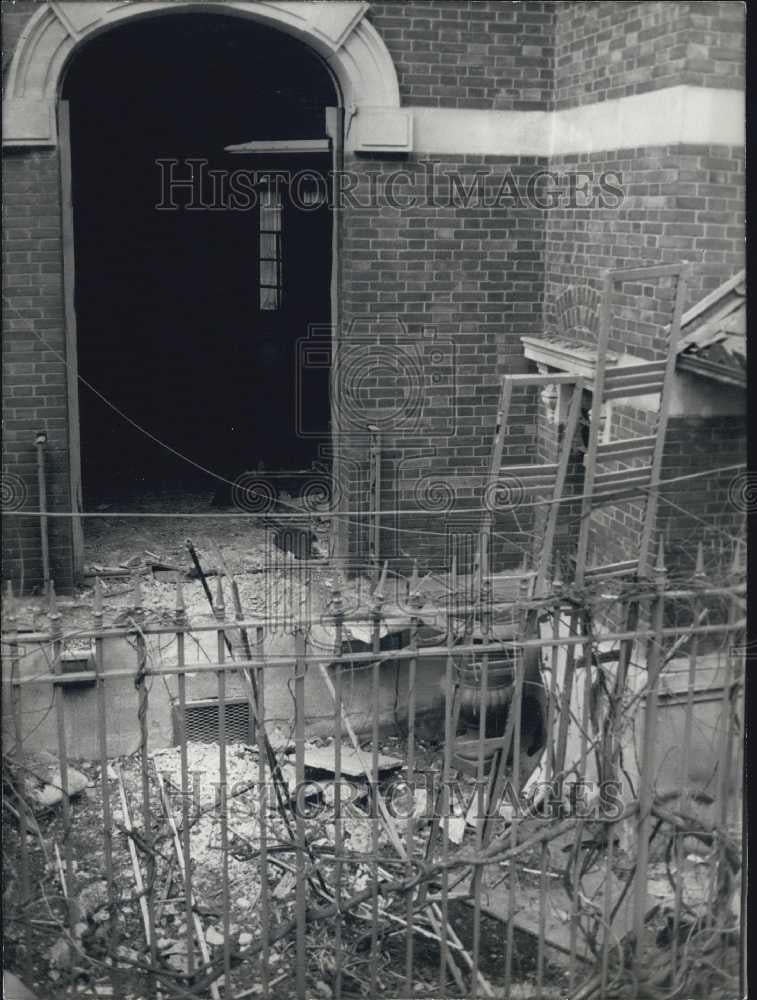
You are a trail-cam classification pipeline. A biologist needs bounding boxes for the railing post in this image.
[174,578,196,981]
[568,604,595,986]
[405,560,423,992]
[439,552,457,997]
[214,575,232,997]
[330,581,345,999]
[93,578,117,989]
[728,541,747,998]
[633,540,667,985]
[717,540,744,828]
[294,627,308,1000]
[506,548,522,996]
[49,581,76,930]
[538,585,562,999]
[670,541,706,979]
[132,576,157,996]
[553,604,579,802]
[471,534,489,995]
[255,623,270,1000]
[8,582,33,979]
[369,571,384,996]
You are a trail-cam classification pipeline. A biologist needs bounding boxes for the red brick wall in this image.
[2,148,74,592]
[583,406,746,581]
[539,142,744,581]
[553,1,744,109]
[368,0,554,110]
[657,415,747,577]
[538,0,745,587]
[544,144,745,357]
[339,154,547,572]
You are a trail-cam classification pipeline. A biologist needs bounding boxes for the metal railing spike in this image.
[214,573,226,619]
[655,536,667,578]
[695,541,705,578]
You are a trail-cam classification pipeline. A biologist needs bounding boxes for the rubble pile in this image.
[4,735,466,998]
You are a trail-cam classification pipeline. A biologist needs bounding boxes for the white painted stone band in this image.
[2,0,744,156]
[411,86,744,157]
[550,85,744,156]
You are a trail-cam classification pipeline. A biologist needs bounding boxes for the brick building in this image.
[1,1,745,593]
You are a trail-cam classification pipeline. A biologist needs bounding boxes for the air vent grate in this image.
[173,698,253,745]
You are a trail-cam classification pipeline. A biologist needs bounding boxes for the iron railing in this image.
[2,565,745,1000]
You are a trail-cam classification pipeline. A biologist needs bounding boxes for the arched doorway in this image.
[61,12,338,517]
[3,0,404,580]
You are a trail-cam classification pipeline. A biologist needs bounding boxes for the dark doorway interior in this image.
[62,13,336,508]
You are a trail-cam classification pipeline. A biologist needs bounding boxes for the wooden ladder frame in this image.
[454,372,585,812]
[471,263,690,837]
[574,262,691,586]
[562,262,690,794]
[475,373,586,595]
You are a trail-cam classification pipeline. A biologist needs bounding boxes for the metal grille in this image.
[175,698,253,745]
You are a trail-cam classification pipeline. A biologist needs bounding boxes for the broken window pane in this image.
[260,284,280,310]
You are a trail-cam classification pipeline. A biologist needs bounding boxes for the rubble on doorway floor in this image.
[6,487,349,635]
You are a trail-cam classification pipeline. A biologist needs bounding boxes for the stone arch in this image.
[3,1,410,151]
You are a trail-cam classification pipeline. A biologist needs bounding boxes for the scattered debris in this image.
[13,752,90,811]
[272,871,296,900]
[47,937,72,971]
[288,744,403,778]
[448,815,466,845]
[77,880,109,918]
[205,926,224,947]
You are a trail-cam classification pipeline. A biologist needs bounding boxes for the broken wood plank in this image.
[316,659,493,997]
[53,842,68,901]
[84,566,143,578]
[285,743,403,778]
[154,769,221,1000]
[115,766,154,951]
[116,767,164,1000]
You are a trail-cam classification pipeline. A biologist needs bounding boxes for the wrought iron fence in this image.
[2,559,745,1000]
